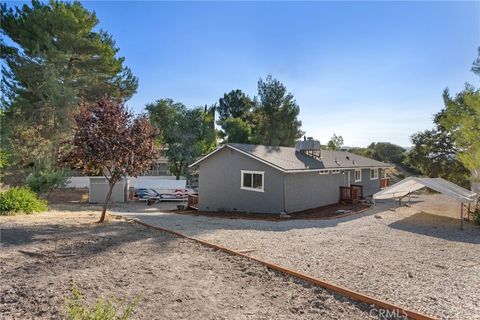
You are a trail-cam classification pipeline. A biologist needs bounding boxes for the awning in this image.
[373,177,477,203]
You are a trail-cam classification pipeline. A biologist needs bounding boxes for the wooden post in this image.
[460,203,464,231]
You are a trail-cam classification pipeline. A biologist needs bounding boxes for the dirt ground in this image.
[111,194,480,320]
[0,211,377,319]
[47,189,88,204]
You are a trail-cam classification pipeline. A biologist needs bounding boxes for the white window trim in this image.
[331,169,340,174]
[370,168,379,180]
[354,169,362,182]
[319,170,329,175]
[240,170,265,193]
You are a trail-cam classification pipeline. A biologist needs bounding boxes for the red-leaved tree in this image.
[61,98,158,222]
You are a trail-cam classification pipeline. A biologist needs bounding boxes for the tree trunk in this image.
[99,182,115,223]
[175,163,182,180]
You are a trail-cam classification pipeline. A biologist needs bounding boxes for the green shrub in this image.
[66,284,140,320]
[472,208,480,225]
[25,158,70,195]
[0,187,47,215]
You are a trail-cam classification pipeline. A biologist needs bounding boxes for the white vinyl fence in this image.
[67,176,180,189]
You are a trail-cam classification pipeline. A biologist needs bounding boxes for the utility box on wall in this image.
[89,177,128,203]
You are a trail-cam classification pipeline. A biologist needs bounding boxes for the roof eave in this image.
[189,144,394,172]
[285,165,392,173]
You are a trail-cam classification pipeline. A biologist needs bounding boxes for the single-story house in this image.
[189,139,392,214]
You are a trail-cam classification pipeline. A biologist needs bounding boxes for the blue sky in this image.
[7,1,480,147]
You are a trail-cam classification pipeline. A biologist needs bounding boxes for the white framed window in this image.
[370,168,378,180]
[354,169,362,182]
[241,170,264,192]
[319,170,329,175]
[331,169,340,174]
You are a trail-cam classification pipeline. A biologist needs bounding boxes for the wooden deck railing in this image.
[339,187,351,202]
[188,194,199,210]
[350,184,363,199]
[339,185,363,204]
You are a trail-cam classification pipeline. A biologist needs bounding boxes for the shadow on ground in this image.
[48,203,103,212]
[0,219,176,254]
[388,211,480,244]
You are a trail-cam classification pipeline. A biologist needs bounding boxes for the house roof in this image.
[190,143,392,172]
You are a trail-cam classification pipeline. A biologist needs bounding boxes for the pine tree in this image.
[251,75,303,147]
[1,1,138,167]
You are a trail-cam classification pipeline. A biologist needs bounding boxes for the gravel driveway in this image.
[112,194,480,320]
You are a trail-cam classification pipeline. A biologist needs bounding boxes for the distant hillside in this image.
[385,163,416,184]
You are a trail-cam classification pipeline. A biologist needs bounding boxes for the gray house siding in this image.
[284,171,346,213]
[195,144,388,213]
[350,168,381,197]
[198,147,285,213]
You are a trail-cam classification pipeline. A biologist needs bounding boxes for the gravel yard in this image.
[0,211,376,319]
[112,194,480,320]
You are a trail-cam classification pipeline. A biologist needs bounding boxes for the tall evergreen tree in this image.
[217,89,252,123]
[1,0,138,167]
[216,89,253,144]
[251,75,303,147]
[221,117,252,144]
